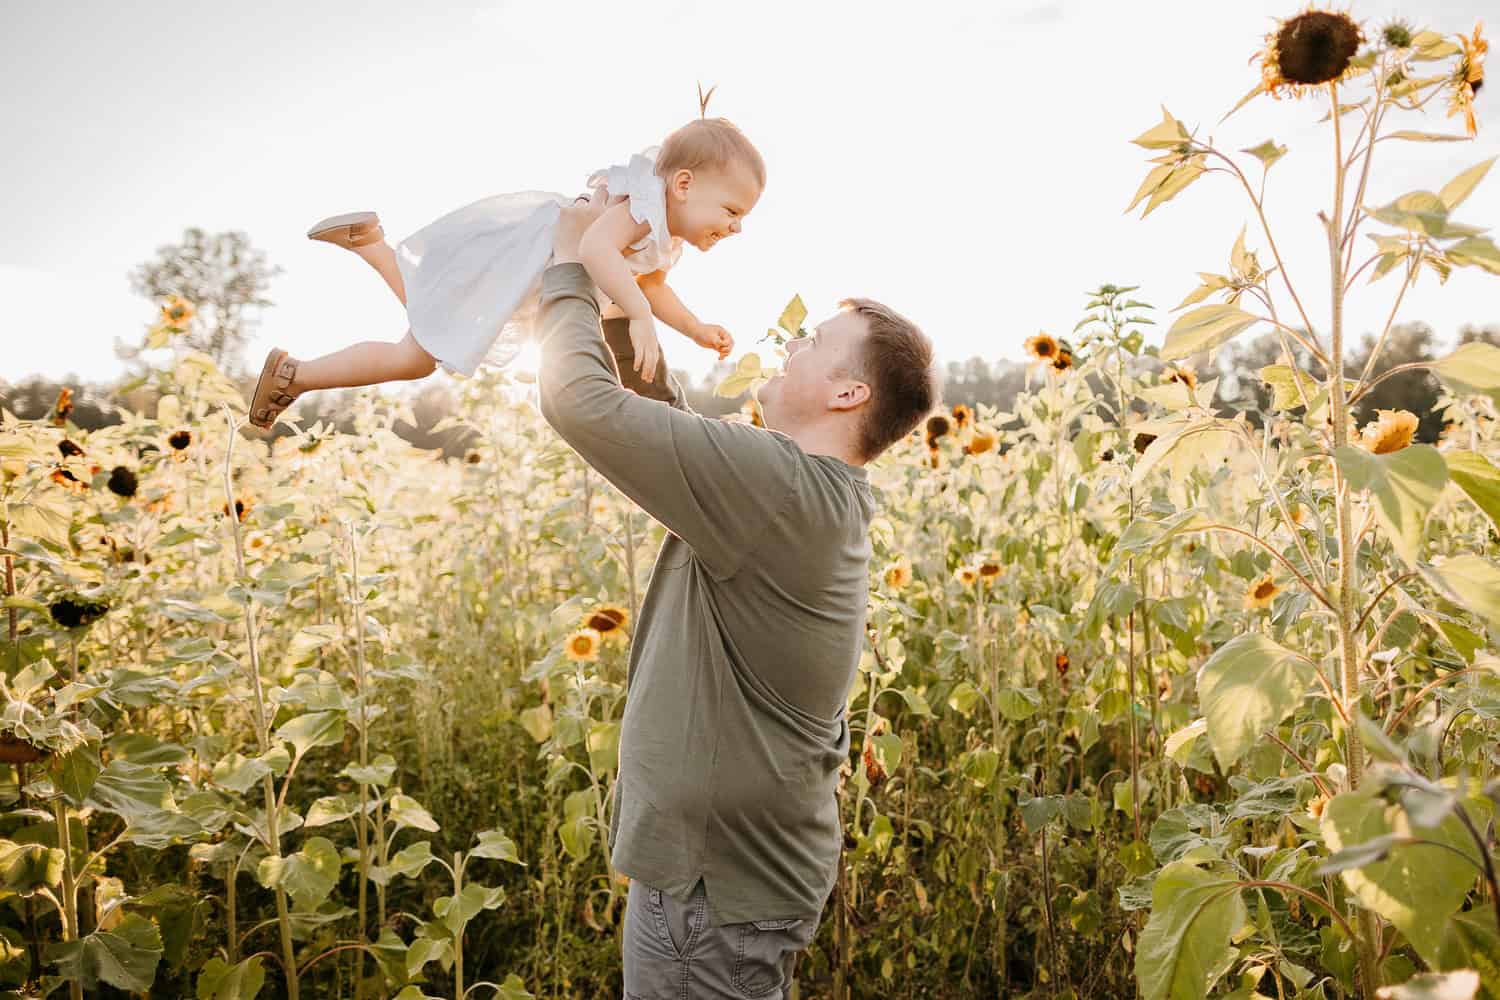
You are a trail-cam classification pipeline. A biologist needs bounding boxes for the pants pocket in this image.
[731,918,805,997]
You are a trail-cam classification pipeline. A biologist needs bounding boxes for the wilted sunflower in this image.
[222,497,253,521]
[50,469,87,494]
[1245,573,1281,609]
[1358,409,1419,454]
[563,627,602,663]
[925,414,951,442]
[1025,334,1059,362]
[159,294,196,329]
[106,466,138,498]
[52,388,73,426]
[1164,364,1199,391]
[1051,348,1075,374]
[168,430,192,451]
[884,558,913,590]
[49,595,109,629]
[862,743,887,787]
[57,439,84,458]
[951,404,973,429]
[1258,9,1365,98]
[954,565,978,587]
[965,428,997,456]
[1448,21,1488,137]
[583,603,630,643]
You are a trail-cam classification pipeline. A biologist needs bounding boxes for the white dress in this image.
[395,147,684,376]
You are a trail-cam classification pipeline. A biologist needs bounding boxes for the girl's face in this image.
[663,161,763,252]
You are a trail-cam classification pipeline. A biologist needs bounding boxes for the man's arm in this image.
[536,263,796,580]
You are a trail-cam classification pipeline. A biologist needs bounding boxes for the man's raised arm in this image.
[535,203,797,580]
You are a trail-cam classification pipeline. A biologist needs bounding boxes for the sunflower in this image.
[1245,573,1281,609]
[1358,409,1419,454]
[965,428,997,456]
[978,560,1003,583]
[954,565,978,587]
[1164,364,1199,391]
[222,497,253,521]
[1025,334,1059,362]
[1306,794,1328,820]
[1257,9,1365,98]
[951,404,973,429]
[863,742,887,787]
[1448,21,1487,137]
[57,439,85,458]
[106,466,138,498]
[1051,348,1075,374]
[168,430,192,451]
[52,387,73,427]
[884,558,913,590]
[925,414,951,441]
[49,595,109,629]
[1133,432,1158,454]
[50,469,87,494]
[1055,652,1070,678]
[563,627,602,663]
[583,603,630,642]
[742,399,765,428]
[1379,18,1414,49]
[159,294,196,329]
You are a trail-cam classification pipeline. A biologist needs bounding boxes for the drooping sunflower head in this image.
[1025,334,1059,361]
[1164,364,1199,391]
[57,439,85,459]
[1359,409,1419,454]
[1245,573,1281,609]
[106,466,138,499]
[925,415,951,441]
[883,558,913,590]
[1258,9,1365,97]
[1448,21,1488,136]
[564,627,602,663]
[52,388,74,427]
[583,604,630,641]
[965,428,998,456]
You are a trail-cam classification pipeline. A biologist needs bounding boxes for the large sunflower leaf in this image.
[1159,305,1259,362]
[1196,633,1312,770]
[1134,861,1246,1000]
[1333,446,1447,566]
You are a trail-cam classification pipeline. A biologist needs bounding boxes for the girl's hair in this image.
[656,118,766,189]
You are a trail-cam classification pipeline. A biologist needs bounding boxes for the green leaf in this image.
[1259,365,1318,411]
[890,686,934,719]
[274,711,345,759]
[1368,191,1451,237]
[1445,236,1500,276]
[303,795,356,828]
[286,624,343,664]
[1321,787,1481,966]
[1144,158,1206,218]
[10,659,55,699]
[49,913,162,993]
[1134,862,1247,1000]
[1333,446,1448,566]
[1446,450,1500,533]
[86,760,176,825]
[1385,130,1471,143]
[55,743,101,805]
[996,687,1041,721]
[777,295,807,336]
[212,753,272,795]
[196,955,266,1000]
[1163,719,1208,766]
[1439,157,1496,211]
[388,794,440,834]
[1425,555,1500,632]
[404,936,452,977]
[1019,795,1062,831]
[1241,139,1287,169]
[1160,305,1259,362]
[435,882,506,936]
[471,829,524,865]
[0,840,62,895]
[339,753,397,787]
[257,837,341,910]
[959,747,999,788]
[1132,106,1191,149]
[1196,633,1312,770]
[371,840,435,885]
[946,681,981,716]
[714,351,772,399]
[1433,342,1500,406]
[494,973,537,1000]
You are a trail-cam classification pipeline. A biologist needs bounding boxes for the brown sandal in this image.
[307,211,385,249]
[249,348,300,428]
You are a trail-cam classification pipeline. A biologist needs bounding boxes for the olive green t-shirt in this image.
[536,264,874,925]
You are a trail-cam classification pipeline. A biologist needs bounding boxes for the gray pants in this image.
[622,878,816,999]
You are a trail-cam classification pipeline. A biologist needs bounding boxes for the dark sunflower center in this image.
[1255,582,1277,599]
[1276,12,1362,85]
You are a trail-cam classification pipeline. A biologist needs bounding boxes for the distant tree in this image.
[1346,322,1443,441]
[124,228,280,378]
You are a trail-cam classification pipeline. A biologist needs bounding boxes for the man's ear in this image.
[828,379,871,412]
[668,168,694,201]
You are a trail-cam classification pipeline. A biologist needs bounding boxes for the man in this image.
[537,192,938,998]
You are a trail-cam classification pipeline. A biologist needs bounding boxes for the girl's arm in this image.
[577,202,654,320]
[638,270,702,338]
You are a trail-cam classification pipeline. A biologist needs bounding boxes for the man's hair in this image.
[656,118,767,189]
[839,298,939,462]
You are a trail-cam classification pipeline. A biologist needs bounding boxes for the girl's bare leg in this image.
[289,330,435,393]
[351,240,408,306]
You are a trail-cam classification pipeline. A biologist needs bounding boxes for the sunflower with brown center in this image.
[222,497,253,521]
[564,627,602,663]
[583,604,630,643]
[107,466,138,498]
[925,415,951,441]
[965,428,997,456]
[884,559,913,590]
[1258,9,1365,98]
[1245,574,1281,609]
[1025,334,1058,361]
[951,404,973,429]
[1164,364,1199,391]
[1051,348,1075,374]
[57,439,85,458]
[953,565,978,587]
[50,469,87,494]
[1448,21,1488,136]
[978,560,1003,584]
[1358,409,1419,454]
[159,295,196,329]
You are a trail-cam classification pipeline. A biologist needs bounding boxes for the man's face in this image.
[757,311,868,431]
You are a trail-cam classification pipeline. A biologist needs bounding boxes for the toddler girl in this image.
[248,116,765,428]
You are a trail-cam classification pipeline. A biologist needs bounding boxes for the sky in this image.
[3,0,1497,389]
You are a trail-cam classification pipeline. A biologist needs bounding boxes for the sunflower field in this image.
[3,8,1500,1000]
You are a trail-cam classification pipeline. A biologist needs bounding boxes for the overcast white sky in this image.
[3,0,1496,388]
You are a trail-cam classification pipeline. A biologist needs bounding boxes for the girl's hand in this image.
[629,316,663,384]
[691,323,734,360]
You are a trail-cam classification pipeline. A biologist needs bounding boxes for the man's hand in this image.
[553,188,620,265]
